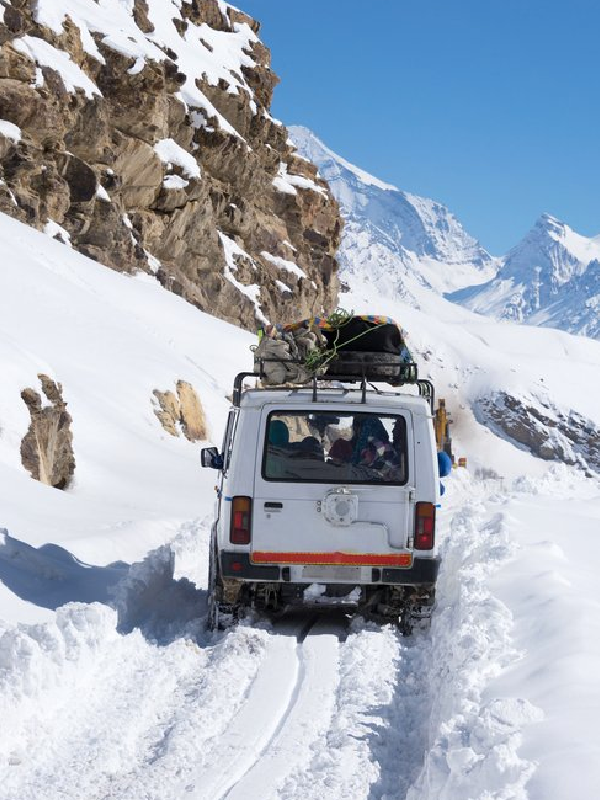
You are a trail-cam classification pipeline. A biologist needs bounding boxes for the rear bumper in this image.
[220,552,440,586]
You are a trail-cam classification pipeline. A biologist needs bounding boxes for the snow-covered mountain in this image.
[450,213,600,338]
[290,127,600,341]
[288,125,497,302]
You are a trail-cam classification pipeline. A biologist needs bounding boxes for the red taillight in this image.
[414,502,436,550]
[230,496,252,544]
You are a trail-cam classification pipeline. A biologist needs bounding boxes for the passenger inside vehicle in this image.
[268,419,289,448]
[290,436,324,460]
[265,419,291,477]
[329,437,353,463]
[264,412,408,484]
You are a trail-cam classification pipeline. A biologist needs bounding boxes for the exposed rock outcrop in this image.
[475,392,600,476]
[153,380,207,442]
[0,0,341,329]
[20,374,75,488]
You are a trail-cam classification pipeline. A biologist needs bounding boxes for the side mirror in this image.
[201,446,223,470]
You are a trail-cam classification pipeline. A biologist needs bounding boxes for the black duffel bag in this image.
[321,317,404,354]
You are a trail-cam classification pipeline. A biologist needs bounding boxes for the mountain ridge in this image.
[290,125,600,339]
[288,125,496,305]
[451,212,600,337]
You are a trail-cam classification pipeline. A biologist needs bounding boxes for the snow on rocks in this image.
[272,162,328,197]
[12,36,101,98]
[163,174,189,190]
[275,279,293,294]
[43,219,71,245]
[33,0,260,138]
[0,120,21,143]
[261,250,307,280]
[219,231,268,324]
[154,138,201,180]
[95,184,110,202]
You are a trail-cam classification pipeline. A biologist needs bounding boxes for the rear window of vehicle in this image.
[262,411,408,485]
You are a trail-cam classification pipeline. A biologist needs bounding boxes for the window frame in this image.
[261,409,409,486]
[221,408,239,476]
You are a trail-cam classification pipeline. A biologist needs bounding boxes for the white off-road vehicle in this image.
[202,341,441,634]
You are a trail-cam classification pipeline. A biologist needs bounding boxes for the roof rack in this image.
[232,357,435,411]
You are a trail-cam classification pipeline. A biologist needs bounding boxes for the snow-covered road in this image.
[0,473,550,800]
[2,471,600,800]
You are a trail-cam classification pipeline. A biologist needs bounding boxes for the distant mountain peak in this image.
[288,125,495,300]
[452,213,600,338]
[535,212,564,232]
[288,126,398,192]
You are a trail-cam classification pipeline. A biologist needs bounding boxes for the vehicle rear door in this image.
[251,405,415,569]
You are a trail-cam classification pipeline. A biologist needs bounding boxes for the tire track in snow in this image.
[220,615,345,800]
[184,613,346,800]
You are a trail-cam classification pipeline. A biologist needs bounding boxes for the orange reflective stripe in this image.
[251,551,412,567]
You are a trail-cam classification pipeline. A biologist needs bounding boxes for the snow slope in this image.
[1,209,600,800]
[0,211,254,623]
[288,125,497,302]
[451,213,600,338]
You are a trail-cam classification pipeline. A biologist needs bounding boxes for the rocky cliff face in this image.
[475,391,600,477]
[0,0,341,329]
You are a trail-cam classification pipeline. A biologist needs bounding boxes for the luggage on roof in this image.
[253,312,416,385]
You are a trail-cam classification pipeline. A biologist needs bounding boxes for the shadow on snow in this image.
[0,527,208,646]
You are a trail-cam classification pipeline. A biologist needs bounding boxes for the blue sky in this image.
[240,0,600,255]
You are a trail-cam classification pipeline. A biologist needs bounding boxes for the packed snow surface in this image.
[1,208,600,800]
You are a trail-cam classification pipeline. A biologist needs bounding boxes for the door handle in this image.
[264,501,283,509]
